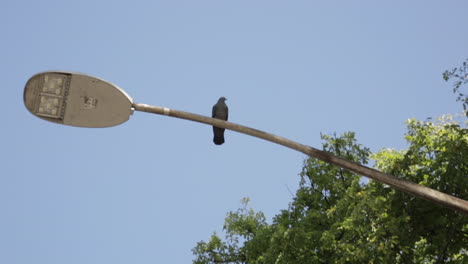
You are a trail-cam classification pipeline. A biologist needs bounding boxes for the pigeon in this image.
[212,97,228,145]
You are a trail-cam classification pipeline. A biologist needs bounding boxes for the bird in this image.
[212,97,228,145]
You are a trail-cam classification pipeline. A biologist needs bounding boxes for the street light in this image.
[23,71,468,214]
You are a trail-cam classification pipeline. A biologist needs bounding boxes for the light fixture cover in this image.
[24,71,134,128]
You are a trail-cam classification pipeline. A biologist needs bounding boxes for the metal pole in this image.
[132,102,468,214]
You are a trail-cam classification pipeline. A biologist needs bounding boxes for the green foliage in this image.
[193,119,468,264]
[371,116,468,263]
[192,198,269,264]
[443,59,468,116]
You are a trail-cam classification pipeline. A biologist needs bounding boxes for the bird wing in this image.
[212,104,217,118]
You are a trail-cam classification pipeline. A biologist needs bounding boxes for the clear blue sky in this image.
[2,1,467,263]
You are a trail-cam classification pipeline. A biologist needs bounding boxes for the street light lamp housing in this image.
[23,71,133,128]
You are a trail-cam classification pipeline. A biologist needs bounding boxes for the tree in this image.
[192,118,468,263]
[443,59,468,116]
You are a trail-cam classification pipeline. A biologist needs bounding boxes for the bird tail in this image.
[213,135,225,145]
[213,127,225,145]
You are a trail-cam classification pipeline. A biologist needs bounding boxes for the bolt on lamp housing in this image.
[24,71,134,128]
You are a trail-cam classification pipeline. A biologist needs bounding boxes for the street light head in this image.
[24,71,133,128]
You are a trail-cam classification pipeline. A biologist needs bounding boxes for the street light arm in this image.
[132,102,468,214]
